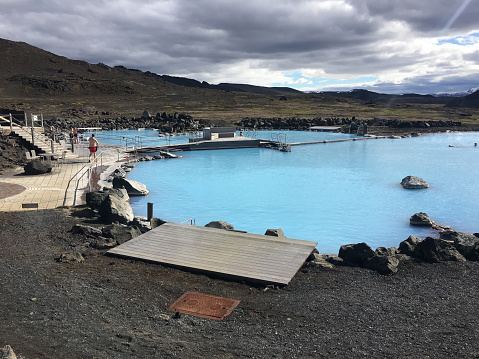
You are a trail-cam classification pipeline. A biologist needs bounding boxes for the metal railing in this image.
[62,151,105,206]
[180,218,196,225]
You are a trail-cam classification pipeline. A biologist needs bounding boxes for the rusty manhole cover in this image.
[169,291,241,321]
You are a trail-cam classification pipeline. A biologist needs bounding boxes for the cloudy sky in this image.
[1,0,479,94]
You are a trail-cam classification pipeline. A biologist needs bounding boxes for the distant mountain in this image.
[319,89,451,105]
[160,75,302,95]
[445,89,479,109]
[432,87,479,97]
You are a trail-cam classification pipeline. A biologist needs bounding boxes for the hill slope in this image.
[0,38,300,98]
[446,90,479,109]
[320,89,451,105]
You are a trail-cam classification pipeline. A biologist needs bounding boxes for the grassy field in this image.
[2,91,479,128]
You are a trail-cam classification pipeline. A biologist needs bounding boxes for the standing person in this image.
[69,128,74,143]
[88,134,99,162]
[73,128,79,144]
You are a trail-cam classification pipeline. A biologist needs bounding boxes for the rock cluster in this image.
[236,117,461,132]
[43,111,205,134]
[59,186,167,259]
[322,229,479,276]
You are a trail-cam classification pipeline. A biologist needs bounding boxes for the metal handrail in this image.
[180,218,196,225]
[62,151,105,206]
[62,164,88,207]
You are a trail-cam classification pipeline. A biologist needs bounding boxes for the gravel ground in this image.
[1,208,479,358]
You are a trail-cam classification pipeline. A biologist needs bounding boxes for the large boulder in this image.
[70,224,102,237]
[410,212,433,226]
[24,160,53,175]
[132,216,152,233]
[112,177,149,196]
[86,188,129,209]
[102,223,141,244]
[401,176,429,189]
[365,255,400,275]
[398,235,424,258]
[111,167,127,179]
[98,194,134,224]
[417,237,466,263]
[440,230,479,261]
[338,242,375,265]
[205,221,234,230]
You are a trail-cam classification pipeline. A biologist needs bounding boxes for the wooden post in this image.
[147,202,154,221]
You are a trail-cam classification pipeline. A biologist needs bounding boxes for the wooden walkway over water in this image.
[107,222,318,285]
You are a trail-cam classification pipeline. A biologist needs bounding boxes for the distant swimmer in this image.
[449,145,454,147]
[475,143,477,147]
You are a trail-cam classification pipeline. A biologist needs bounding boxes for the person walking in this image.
[88,134,99,162]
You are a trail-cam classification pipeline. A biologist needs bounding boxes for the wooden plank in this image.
[108,222,317,285]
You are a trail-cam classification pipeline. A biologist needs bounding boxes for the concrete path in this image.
[0,143,127,211]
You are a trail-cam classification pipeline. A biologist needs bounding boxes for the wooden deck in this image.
[107,222,318,285]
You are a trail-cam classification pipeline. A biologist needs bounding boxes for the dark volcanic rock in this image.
[410,212,433,226]
[151,217,167,229]
[440,230,479,261]
[205,221,234,230]
[264,228,285,237]
[98,194,134,224]
[338,242,375,265]
[70,224,102,237]
[23,160,53,175]
[112,177,149,196]
[417,237,466,263]
[86,188,129,209]
[365,255,400,275]
[399,235,424,258]
[101,223,141,244]
[401,176,429,189]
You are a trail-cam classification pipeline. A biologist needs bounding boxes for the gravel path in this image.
[1,209,478,358]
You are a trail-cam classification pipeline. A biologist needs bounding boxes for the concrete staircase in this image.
[10,125,77,159]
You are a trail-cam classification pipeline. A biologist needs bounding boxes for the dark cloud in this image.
[1,0,478,93]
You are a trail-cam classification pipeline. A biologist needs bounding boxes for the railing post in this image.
[30,114,35,146]
[41,113,44,128]
[24,113,27,127]
[9,113,12,131]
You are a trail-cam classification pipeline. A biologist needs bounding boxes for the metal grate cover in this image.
[169,291,241,321]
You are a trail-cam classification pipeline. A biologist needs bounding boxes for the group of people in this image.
[68,128,99,162]
[69,128,79,144]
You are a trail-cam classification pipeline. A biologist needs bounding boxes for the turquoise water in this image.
[101,130,479,254]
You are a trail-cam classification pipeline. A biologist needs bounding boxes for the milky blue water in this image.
[95,130,479,254]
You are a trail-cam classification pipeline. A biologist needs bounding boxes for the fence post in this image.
[9,113,12,131]
[31,114,35,146]
[147,202,154,221]
[41,113,44,128]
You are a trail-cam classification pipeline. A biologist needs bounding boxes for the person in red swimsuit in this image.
[88,134,99,162]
